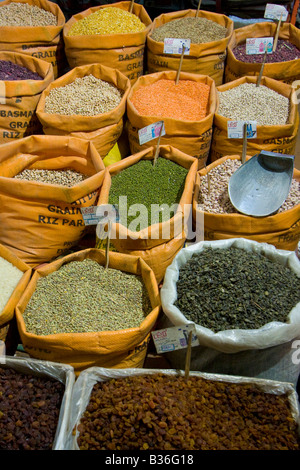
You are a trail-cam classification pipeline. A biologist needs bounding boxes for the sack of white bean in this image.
[0,0,66,79]
[210,76,299,161]
[15,248,161,374]
[63,1,152,85]
[0,134,106,267]
[36,63,131,161]
[192,155,300,251]
[0,50,54,144]
[147,9,234,86]
[225,22,300,85]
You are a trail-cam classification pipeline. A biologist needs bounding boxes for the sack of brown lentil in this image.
[0,50,54,144]
[63,1,152,85]
[127,70,216,168]
[210,76,299,161]
[15,248,161,374]
[95,145,198,283]
[0,134,106,267]
[225,22,300,84]
[193,155,300,251]
[65,367,300,450]
[0,243,31,345]
[147,9,234,86]
[160,238,300,386]
[36,63,131,160]
[0,0,66,79]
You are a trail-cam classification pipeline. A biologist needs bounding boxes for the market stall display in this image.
[36,63,130,160]
[0,0,66,78]
[63,1,152,84]
[147,9,234,86]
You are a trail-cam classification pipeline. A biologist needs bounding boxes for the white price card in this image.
[227,120,257,139]
[138,120,165,145]
[163,38,191,55]
[246,37,274,55]
[81,204,119,226]
[264,3,288,20]
[151,324,199,354]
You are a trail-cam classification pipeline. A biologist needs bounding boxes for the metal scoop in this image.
[228,151,294,217]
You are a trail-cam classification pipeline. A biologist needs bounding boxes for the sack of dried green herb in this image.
[0,0,66,79]
[147,9,234,86]
[0,134,106,267]
[192,155,300,252]
[210,76,299,161]
[225,22,300,85]
[15,248,161,374]
[36,63,130,161]
[63,1,152,85]
[160,238,300,386]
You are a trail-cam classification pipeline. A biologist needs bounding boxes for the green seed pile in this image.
[14,169,89,187]
[23,259,152,335]
[151,17,227,44]
[0,3,57,27]
[175,247,300,332]
[44,75,123,116]
[109,157,188,230]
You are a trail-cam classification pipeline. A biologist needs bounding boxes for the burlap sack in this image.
[0,135,106,267]
[193,155,300,251]
[210,76,299,161]
[0,0,66,78]
[36,63,131,159]
[0,243,31,343]
[225,22,300,84]
[0,50,54,144]
[147,9,233,86]
[63,1,152,85]
[127,70,216,168]
[15,248,161,374]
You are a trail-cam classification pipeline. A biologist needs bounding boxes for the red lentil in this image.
[130,79,210,121]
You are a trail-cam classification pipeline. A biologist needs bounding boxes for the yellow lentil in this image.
[67,7,145,36]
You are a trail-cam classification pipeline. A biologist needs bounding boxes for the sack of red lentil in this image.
[147,9,233,86]
[160,238,300,386]
[95,145,198,283]
[15,248,161,374]
[0,0,66,79]
[63,1,152,85]
[0,134,106,267]
[210,76,299,161]
[127,70,216,169]
[0,50,54,144]
[225,22,300,85]
[192,155,300,251]
[36,63,131,160]
[0,243,31,344]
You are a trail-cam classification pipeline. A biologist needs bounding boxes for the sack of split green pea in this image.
[160,238,300,387]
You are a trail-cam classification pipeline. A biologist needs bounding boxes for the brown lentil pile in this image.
[0,2,57,27]
[14,168,89,187]
[23,259,152,335]
[197,159,300,214]
[151,17,227,44]
[44,75,123,116]
[0,367,65,450]
[218,83,289,126]
[76,373,300,450]
[67,7,145,36]
[233,39,300,63]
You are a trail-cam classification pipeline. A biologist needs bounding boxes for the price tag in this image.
[138,120,165,145]
[81,204,119,226]
[264,3,288,20]
[163,38,191,55]
[227,120,257,139]
[151,324,199,354]
[246,37,273,55]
